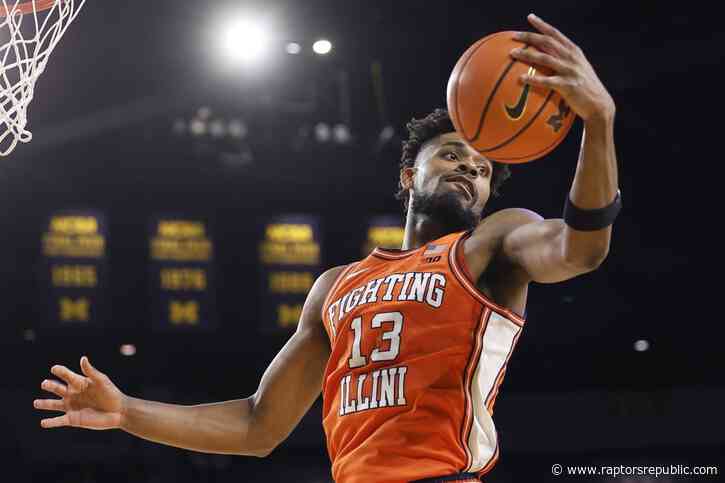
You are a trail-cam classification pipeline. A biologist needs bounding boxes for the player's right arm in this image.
[33,265,347,457]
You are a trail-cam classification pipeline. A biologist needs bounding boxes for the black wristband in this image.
[563,189,622,231]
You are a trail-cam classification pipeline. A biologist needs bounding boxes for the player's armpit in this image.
[244,265,347,455]
[497,208,608,284]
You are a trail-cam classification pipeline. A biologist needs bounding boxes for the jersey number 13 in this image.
[348,311,403,369]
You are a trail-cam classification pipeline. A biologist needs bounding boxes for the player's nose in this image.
[455,162,479,178]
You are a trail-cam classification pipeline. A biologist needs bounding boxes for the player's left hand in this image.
[510,13,615,123]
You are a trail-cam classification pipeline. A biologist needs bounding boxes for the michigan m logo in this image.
[169,300,199,325]
[59,297,90,322]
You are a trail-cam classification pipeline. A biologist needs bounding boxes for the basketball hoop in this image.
[0,0,86,156]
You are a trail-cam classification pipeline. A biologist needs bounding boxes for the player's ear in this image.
[400,167,416,192]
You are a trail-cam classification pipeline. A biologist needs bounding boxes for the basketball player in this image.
[34,14,620,483]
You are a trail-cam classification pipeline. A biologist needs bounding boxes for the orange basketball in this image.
[446,31,576,163]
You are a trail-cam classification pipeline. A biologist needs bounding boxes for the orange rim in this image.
[0,0,58,17]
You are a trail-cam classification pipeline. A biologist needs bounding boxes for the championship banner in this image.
[40,210,108,327]
[149,216,217,331]
[362,215,405,257]
[259,215,322,332]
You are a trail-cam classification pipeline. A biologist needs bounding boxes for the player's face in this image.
[404,132,492,228]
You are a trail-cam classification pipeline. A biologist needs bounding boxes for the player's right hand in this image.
[33,356,126,430]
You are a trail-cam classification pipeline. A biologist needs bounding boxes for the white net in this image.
[0,0,85,156]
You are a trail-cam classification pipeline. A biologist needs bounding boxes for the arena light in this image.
[633,339,650,352]
[220,17,271,64]
[120,344,137,357]
[286,42,301,54]
[314,122,331,142]
[209,119,227,138]
[333,124,351,144]
[374,125,399,154]
[378,125,395,143]
[228,119,248,139]
[190,118,207,137]
[313,39,332,55]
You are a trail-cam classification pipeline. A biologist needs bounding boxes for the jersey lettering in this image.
[340,311,409,416]
[338,365,408,416]
[328,271,446,333]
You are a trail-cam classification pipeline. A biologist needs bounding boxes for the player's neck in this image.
[401,211,451,250]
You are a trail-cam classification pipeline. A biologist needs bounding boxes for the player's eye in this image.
[443,151,458,161]
[477,166,489,176]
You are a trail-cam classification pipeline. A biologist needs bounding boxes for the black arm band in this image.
[563,189,622,231]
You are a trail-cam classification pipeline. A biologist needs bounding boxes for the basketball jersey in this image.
[320,230,526,483]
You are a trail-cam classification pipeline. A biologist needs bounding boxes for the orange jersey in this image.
[321,230,526,483]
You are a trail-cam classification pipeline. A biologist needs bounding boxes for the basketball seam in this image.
[469,44,531,143]
[452,34,503,141]
[489,113,576,161]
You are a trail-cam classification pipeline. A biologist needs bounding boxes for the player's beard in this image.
[410,189,481,233]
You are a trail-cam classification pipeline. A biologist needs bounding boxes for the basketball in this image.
[447,31,576,163]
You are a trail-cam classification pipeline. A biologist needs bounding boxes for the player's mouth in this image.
[446,176,477,203]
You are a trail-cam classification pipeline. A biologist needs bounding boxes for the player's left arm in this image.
[500,14,619,283]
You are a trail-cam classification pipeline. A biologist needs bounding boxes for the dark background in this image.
[1,1,722,482]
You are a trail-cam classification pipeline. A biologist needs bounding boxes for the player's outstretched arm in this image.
[474,14,619,285]
[34,265,346,457]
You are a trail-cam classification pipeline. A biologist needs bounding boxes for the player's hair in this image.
[396,108,511,211]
